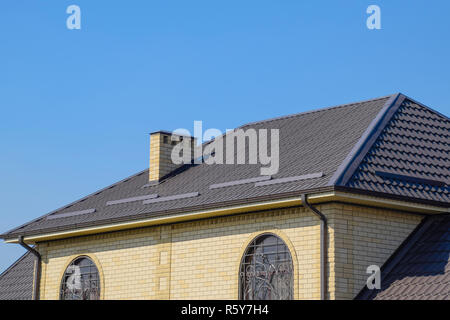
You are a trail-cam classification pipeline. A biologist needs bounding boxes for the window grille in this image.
[239,234,293,300]
[60,256,100,300]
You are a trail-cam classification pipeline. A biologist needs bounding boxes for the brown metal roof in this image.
[357,214,450,300]
[1,94,448,241]
[0,252,35,300]
[345,98,449,202]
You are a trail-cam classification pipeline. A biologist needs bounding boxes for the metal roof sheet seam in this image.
[254,172,324,187]
[142,192,199,204]
[106,194,158,206]
[46,208,96,220]
[209,176,272,189]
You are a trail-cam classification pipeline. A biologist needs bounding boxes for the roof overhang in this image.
[4,190,448,244]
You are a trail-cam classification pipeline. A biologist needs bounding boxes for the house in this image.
[0,93,448,300]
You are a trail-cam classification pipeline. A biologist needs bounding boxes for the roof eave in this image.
[2,187,448,244]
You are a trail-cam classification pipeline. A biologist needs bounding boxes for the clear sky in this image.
[0,0,449,273]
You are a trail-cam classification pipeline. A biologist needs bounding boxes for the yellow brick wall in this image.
[36,203,423,300]
[38,226,169,300]
[169,207,322,299]
[323,203,423,300]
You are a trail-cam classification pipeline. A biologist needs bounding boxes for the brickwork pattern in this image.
[37,203,422,300]
[325,203,422,299]
[149,133,195,181]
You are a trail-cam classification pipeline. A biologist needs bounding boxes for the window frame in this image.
[59,255,101,300]
[238,232,294,300]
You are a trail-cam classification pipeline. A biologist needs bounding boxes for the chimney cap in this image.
[149,130,196,139]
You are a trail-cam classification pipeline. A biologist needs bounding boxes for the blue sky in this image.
[0,0,449,273]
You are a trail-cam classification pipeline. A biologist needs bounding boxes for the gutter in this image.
[3,189,447,244]
[18,235,41,300]
[4,193,332,243]
[301,194,327,300]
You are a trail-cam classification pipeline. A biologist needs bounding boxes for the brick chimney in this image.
[149,131,196,181]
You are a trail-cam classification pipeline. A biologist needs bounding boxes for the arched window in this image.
[60,256,100,300]
[239,234,293,300]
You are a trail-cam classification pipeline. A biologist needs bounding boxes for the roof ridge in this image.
[161,94,397,177]
[401,94,450,121]
[192,95,395,155]
[241,94,395,128]
[327,93,404,186]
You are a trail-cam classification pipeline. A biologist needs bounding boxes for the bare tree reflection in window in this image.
[239,234,293,300]
[60,256,100,300]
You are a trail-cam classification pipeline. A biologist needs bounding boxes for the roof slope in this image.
[357,214,450,300]
[1,93,448,240]
[0,252,35,300]
[344,98,449,202]
[0,95,391,239]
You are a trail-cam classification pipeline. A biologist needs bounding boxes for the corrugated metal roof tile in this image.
[0,252,34,300]
[1,95,397,239]
[358,215,450,300]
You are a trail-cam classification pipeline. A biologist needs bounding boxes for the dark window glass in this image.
[60,256,100,300]
[239,234,293,300]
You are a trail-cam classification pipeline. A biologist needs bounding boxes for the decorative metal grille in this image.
[239,234,293,300]
[60,256,100,300]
